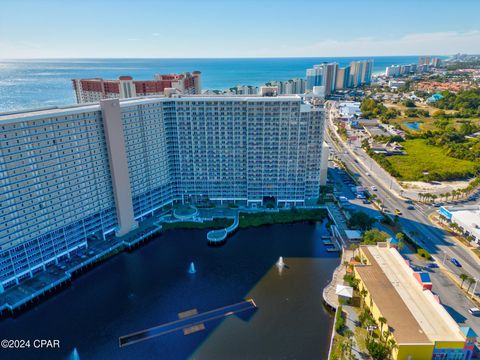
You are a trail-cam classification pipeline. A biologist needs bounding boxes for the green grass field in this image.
[387,139,478,181]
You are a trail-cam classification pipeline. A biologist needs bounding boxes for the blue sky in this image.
[1,0,479,58]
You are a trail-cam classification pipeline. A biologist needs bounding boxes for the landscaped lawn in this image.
[387,139,479,181]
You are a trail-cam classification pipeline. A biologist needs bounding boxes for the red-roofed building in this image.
[72,72,201,104]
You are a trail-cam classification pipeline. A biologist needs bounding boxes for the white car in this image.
[366,172,371,176]
[468,307,480,316]
[370,186,377,191]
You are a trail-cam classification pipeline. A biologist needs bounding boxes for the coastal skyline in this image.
[1,0,480,58]
[1,1,479,359]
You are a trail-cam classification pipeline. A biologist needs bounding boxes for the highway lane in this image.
[325,128,480,288]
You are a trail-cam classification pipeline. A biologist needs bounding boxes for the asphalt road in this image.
[406,255,480,336]
[327,136,480,335]
[326,126,480,288]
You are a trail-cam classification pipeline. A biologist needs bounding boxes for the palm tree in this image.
[387,338,398,359]
[466,277,476,294]
[424,193,432,202]
[349,243,358,258]
[460,273,469,288]
[344,329,354,360]
[340,340,348,360]
[383,330,390,345]
[378,317,387,338]
[445,191,451,201]
[360,289,368,308]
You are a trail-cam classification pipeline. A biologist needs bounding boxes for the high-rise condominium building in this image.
[349,60,373,87]
[335,66,351,90]
[265,79,306,95]
[431,57,442,68]
[0,95,325,292]
[72,71,202,104]
[307,60,372,93]
[306,63,338,94]
[418,56,431,66]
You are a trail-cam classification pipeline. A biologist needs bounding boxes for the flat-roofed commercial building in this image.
[355,244,474,360]
[439,205,480,245]
[0,94,325,292]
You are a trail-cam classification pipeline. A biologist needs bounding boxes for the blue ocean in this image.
[0,56,423,112]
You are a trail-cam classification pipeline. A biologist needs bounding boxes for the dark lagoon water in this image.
[0,56,428,112]
[0,222,340,360]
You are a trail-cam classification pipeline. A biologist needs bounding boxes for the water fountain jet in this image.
[188,262,196,274]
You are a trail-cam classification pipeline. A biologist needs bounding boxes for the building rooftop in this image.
[0,94,316,124]
[357,245,464,345]
[441,205,480,239]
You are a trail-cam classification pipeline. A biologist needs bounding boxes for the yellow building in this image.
[354,243,471,360]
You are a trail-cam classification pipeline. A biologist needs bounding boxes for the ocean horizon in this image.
[0,56,444,112]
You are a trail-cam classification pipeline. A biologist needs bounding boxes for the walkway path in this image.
[343,304,366,360]
[323,249,353,309]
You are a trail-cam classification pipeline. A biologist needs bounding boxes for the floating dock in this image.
[119,298,257,347]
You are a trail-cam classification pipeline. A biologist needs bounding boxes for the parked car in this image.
[394,209,402,215]
[356,193,367,199]
[370,186,377,191]
[407,205,415,210]
[468,307,480,316]
[362,199,371,204]
[450,258,462,267]
[426,263,438,269]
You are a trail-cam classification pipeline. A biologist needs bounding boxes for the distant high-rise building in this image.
[335,66,351,90]
[418,56,431,66]
[349,60,373,87]
[385,65,401,77]
[417,64,430,73]
[230,85,259,95]
[306,63,338,94]
[385,64,418,77]
[265,78,306,94]
[306,65,324,91]
[431,57,443,68]
[72,71,201,104]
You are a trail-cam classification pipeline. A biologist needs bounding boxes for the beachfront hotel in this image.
[354,243,476,360]
[0,94,326,292]
[72,71,202,104]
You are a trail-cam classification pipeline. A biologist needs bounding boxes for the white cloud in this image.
[254,30,480,57]
[1,30,479,58]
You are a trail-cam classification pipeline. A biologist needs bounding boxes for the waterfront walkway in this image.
[323,249,352,310]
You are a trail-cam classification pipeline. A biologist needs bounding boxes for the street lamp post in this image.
[472,278,478,298]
